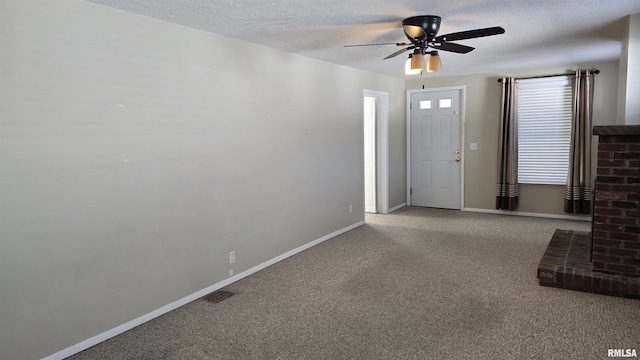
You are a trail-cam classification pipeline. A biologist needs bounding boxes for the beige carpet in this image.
[68,207,640,360]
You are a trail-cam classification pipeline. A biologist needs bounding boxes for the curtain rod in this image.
[497,69,599,82]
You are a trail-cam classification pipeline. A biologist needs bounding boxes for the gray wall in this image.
[0,1,405,359]
[406,60,620,215]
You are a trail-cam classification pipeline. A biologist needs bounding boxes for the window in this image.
[439,98,452,108]
[517,76,572,185]
[419,100,432,109]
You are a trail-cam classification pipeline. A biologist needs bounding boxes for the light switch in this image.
[470,143,478,151]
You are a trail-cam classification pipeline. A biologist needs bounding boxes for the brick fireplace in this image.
[537,125,640,299]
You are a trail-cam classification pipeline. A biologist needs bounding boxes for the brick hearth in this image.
[538,125,640,299]
[538,229,640,298]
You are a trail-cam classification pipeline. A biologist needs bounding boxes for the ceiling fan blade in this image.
[435,26,505,42]
[432,42,475,54]
[344,42,410,47]
[383,46,415,60]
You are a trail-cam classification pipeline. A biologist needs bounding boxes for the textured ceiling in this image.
[84,0,640,79]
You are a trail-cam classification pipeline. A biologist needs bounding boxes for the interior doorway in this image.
[364,96,377,213]
[363,90,389,214]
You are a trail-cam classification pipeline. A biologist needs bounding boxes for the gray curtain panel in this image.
[496,77,519,210]
[564,70,594,214]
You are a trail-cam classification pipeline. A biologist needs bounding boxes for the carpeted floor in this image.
[68,207,640,360]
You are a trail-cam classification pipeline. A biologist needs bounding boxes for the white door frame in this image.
[363,89,389,214]
[406,86,466,209]
[364,96,377,213]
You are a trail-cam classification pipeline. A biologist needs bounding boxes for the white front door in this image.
[364,96,377,213]
[410,89,461,209]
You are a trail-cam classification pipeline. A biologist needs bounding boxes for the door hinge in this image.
[410,187,412,195]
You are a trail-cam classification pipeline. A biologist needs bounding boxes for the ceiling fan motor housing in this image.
[402,15,441,40]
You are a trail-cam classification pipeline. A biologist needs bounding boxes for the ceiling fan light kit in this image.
[410,53,425,71]
[426,51,442,73]
[405,54,422,75]
[346,15,504,76]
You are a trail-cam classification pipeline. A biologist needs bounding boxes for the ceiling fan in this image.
[345,15,505,75]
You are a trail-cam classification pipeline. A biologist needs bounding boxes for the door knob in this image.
[455,158,461,162]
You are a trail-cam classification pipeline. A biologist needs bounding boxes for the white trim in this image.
[388,203,406,213]
[363,89,389,214]
[42,221,365,360]
[406,91,412,206]
[406,86,466,209]
[363,95,377,213]
[463,207,592,221]
[459,88,467,210]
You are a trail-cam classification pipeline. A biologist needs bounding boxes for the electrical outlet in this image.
[229,251,235,264]
[229,269,234,277]
[470,143,478,151]
[349,204,353,213]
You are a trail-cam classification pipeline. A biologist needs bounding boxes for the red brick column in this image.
[591,126,640,278]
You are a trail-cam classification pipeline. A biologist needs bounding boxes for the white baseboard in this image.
[463,207,591,222]
[42,220,365,360]
[388,203,406,213]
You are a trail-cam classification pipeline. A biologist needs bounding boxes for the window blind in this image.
[517,76,572,185]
